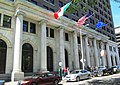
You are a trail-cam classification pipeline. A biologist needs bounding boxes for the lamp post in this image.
[58,62,62,80]
[80,29,85,70]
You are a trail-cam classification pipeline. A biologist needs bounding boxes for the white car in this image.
[64,70,91,82]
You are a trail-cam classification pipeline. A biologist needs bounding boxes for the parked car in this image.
[20,72,61,85]
[107,65,120,74]
[64,69,91,82]
[93,66,107,76]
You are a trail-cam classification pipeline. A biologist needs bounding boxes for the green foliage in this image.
[65,0,98,14]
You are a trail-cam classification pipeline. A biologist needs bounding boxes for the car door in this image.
[46,73,55,84]
[84,70,89,79]
[79,70,85,79]
[38,73,48,85]
[80,70,87,79]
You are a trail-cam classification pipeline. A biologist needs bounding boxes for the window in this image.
[43,5,49,10]
[49,8,54,12]
[59,1,63,7]
[50,0,54,4]
[109,46,112,51]
[3,15,11,28]
[28,0,37,5]
[30,22,36,33]
[23,20,36,34]
[65,33,69,41]
[46,27,49,37]
[77,37,80,44]
[23,21,28,32]
[0,14,1,26]
[50,28,54,38]
[46,27,54,38]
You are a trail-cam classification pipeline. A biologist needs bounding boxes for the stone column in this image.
[11,11,24,81]
[40,20,47,71]
[116,47,120,65]
[106,43,112,67]
[59,27,65,68]
[101,42,106,66]
[93,38,99,67]
[85,35,90,66]
[73,30,79,69]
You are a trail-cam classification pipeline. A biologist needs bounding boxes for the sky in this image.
[110,0,120,27]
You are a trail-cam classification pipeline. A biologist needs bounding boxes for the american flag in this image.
[77,13,92,27]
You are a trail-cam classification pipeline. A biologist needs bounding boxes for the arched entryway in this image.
[78,50,82,69]
[115,56,117,65]
[111,56,114,66]
[65,49,69,68]
[22,43,33,73]
[0,39,7,74]
[47,46,53,71]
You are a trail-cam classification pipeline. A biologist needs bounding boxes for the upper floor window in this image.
[65,33,69,41]
[50,28,54,38]
[43,5,49,10]
[30,22,36,34]
[46,27,54,38]
[109,46,112,51]
[3,15,11,28]
[23,20,36,34]
[59,1,63,7]
[50,0,54,4]
[0,14,1,26]
[77,37,80,44]
[27,0,37,5]
[23,20,28,32]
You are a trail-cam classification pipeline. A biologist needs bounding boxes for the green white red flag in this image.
[54,1,71,19]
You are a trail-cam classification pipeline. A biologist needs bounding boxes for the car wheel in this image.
[76,77,80,82]
[54,79,59,85]
[88,74,91,79]
[30,82,37,85]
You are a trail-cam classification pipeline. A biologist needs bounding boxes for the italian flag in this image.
[54,2,71,19]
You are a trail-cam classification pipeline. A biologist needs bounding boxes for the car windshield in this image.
[71,71,80,74]
[32,74,40,78]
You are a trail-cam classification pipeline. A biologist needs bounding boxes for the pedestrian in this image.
[63,67,67,77]
[67,67,70,75]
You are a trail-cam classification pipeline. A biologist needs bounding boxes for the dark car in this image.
[106,66,120,74]
[20,72,61,85]
[93,66,107,76]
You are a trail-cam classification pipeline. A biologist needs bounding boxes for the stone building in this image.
[0,0,119,80]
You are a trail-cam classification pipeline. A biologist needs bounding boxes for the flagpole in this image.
[80,29,85,70]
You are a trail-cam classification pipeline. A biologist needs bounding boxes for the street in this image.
[60,73,120,85]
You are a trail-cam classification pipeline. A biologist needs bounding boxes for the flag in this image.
[54,2,71,19]
[96,20,106,29]
[77,13,92,26]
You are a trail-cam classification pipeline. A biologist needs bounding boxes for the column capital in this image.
[15,10,26,17]
[39,19,48,24]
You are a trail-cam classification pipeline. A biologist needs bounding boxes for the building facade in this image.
[0,0,119,80]
[115,26,120,62]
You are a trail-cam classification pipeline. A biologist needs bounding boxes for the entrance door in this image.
[22,43,33,73]
[0,39,7,74]
[65,49,69,68]
[47,46,53,71]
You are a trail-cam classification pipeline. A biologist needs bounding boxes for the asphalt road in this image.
[60,73,120,85]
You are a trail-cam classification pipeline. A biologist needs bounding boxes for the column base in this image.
[11,71,24,81]
[40,68,48,72]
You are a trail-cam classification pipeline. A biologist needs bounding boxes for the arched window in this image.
[22,43,33,73]
[0,39,7,73]
[47,46,53,71]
